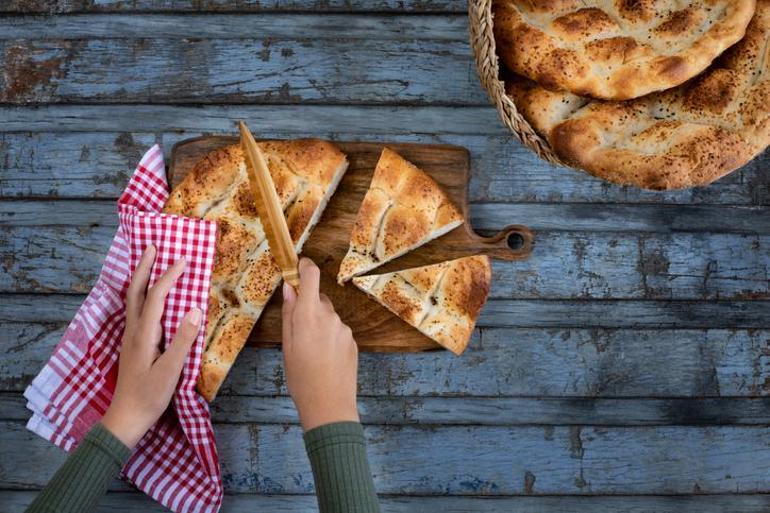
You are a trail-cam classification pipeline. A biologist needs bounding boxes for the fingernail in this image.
[283,282,294,301]
[189,308,202,326]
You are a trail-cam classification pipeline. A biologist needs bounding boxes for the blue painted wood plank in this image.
[5,491,770,513]
[470,203,770,234]
[0,1,468,14]
[2,132,767,205]
[3,198,769,237]
[3,321,768,397]
[0,36,484,105]
[0,104,553,135]
[5,392,770,426]
[1,210,766,298]
[4,199,768,235]
[0,14,467,40]
[4,420,770,494]
[478,300,770,328]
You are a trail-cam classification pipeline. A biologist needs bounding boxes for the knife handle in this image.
[283,268,300,289]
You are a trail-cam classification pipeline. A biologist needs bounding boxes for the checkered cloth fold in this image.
[24,145,222,513]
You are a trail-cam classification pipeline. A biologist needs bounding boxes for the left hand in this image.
[101,245,202,449]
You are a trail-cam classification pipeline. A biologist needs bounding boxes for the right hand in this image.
[281,258,360,431]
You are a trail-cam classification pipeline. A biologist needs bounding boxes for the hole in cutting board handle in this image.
[506,232,525,250]
[475,224,533,261]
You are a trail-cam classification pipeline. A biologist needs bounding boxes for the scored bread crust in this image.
[163,140,348,401]
[493,0,756,100]
[506,0,770,190]
[352,255,491,355]
[337,148,463,283]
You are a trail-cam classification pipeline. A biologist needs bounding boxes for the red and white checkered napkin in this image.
[24,145,223,513]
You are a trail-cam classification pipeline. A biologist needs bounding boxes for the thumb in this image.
[153,308,202,387]
[281,282,296,349]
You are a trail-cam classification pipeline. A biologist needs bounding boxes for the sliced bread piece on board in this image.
[352,255,491,355]
[337,148,463,283]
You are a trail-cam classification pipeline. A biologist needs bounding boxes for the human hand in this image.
[101,245,202,449]
[281,258,360,431]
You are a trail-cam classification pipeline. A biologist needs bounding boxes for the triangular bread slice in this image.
[352,255,491,354]
[337,148,463,283]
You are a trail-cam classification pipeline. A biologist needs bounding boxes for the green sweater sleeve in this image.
[26,423,131,513]
[303,422,380,513]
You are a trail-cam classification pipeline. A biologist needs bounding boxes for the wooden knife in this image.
[239,121,300,289]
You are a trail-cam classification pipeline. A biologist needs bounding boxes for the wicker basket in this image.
[468,0,563,167]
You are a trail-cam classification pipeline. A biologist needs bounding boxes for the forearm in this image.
[304,422,380,513]
[26,424,131,513]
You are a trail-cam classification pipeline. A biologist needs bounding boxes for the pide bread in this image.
[506,0,770,190]
[163,140,348,401]
[493,0,756,100]
[337,148,463,283]
[352,255,491,355]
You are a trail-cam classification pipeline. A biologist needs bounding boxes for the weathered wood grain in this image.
[0,14,467,40]
[4,322,768,397]
[2,132,768,205]
[4,199,768,234]
[471,204,770,234]
[0,1,467,14]
[3,294,768,328]
[0,35,483,105]
[6,491,770,513]
[0,132,156,198]
[5,392,770,426]
[4,420,770,494]
[0,104,501,135]
[2,198,768,239]
[2,217,767,299]
[480,300,770,328]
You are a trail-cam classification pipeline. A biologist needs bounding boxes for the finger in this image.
[143,258,186,325]
[297,258,321,305]
[151,308,201,387]
[281,282,296,349]
[126,245,156,323]
[319,293,334,312]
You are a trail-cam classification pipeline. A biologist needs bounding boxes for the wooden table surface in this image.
[1,2,769,512]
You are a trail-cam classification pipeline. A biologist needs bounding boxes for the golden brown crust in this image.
[338,148,464,283]
[506,0,770,190]
[352,255,491,355]
[163,139,348,401]
[493,0,756,100]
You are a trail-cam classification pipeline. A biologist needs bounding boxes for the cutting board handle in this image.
[471,224,533,261]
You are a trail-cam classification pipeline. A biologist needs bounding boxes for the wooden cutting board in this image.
[170,136,533,352]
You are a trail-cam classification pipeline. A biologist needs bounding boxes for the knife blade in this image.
[238,121,300,289]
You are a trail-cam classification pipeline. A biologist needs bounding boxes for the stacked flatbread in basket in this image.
[165,144,490,401]
[489,0,770,190]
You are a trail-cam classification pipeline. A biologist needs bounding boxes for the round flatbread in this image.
[493,0,756,100]
[506,0,770,190]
